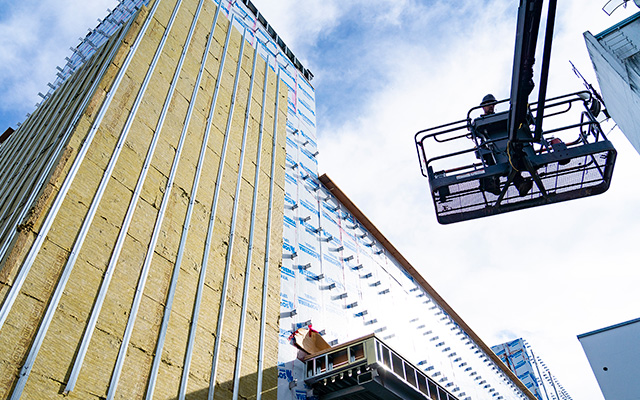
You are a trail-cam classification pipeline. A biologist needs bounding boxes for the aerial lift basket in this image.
[414,92,616,224]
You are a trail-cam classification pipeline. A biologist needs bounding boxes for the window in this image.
[328,349,348,370]
[405,363,417,387]
[350,343,364,362]
[306,360,314,377]
[428,380,439,400]
[417,374,429,395]
[316,356,327,374]
[392,353,404,377]
[381,345,391,368]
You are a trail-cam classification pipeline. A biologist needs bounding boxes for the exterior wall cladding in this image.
[0,1,533,400]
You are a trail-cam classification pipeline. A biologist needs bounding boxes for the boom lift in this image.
[414,0,617,224]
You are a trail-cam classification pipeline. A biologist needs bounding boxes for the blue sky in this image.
[293,0,517,135]
[1,0,640,399]
[0,0,120,129]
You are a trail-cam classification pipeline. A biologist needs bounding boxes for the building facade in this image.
[0,0,534,399]
[584,11,640,155]
[0,0,289,398]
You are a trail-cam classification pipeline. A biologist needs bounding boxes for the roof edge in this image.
[578,316,640,339]
[240,0,313,81]
[595,10,640,39]
[318,173,537,400]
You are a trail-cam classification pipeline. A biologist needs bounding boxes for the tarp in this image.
[291,326,331,355]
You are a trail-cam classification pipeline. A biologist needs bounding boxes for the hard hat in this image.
[481,94,496,105]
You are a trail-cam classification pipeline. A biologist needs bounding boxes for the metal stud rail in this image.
[170,4,226,399]
[256,65,280,400]
[415,91,616,224]
[3,1,153,397]
[304,334,459,400]
[208,24,250,400]
[47,0,149,96]
[64,0,196,392]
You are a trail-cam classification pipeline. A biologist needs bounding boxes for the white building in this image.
[578,317,640,400]
[584,11,640,155]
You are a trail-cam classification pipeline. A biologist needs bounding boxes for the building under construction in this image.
[0,0,537,399]
[492,338,573,400]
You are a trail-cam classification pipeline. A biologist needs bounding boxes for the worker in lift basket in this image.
[476,94,501,195]
[475,94,533,197]
[480,93,496,116]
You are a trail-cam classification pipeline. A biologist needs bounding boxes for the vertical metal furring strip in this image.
[0,51,98,244]
[102,0,210,398]
[175,9,231,400]
[17,0,182,395]
[144,4,223,400]
[65,0,206,394]
[0,36,119,235]
[231,42,260,400]
[208,25,249,400]
[256,65,280,400]
[4,5,157,398]
[0,73,73,200]
[0,11,143,300]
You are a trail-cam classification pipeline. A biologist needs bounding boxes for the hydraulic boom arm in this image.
[508,0,557,143]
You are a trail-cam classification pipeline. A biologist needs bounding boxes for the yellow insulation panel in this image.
[0,0,288,398]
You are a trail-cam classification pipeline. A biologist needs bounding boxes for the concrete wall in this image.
[0,0,287,398]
